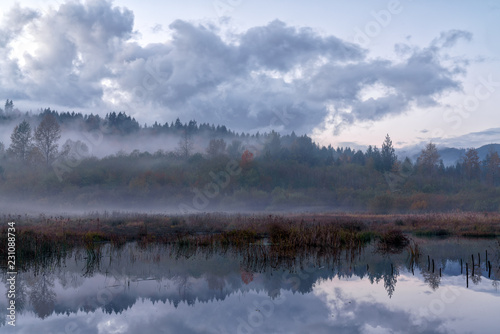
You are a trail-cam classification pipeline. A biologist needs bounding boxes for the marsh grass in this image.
[407,240,421,259]
[2,212,499,271]
[4,211,500,240]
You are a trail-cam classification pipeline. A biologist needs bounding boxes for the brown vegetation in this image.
[1,211,499,269]
[2,211,500,246]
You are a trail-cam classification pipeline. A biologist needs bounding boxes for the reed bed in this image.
[1,211,499,272]
[3,211,500,240]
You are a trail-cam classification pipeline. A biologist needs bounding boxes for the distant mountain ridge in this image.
[397,143,500,166]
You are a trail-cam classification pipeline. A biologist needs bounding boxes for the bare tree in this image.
[177,130,193,159]
[34,113,61,166]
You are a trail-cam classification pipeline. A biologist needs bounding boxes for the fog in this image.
[0,118,22,146]
[60,129,192,158]
[2,110,500,216]
[0,195,350,217]
[0,111,272,159]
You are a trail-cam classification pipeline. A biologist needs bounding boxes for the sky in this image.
[0,0,499,149]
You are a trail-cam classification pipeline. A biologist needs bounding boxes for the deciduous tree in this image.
[484,150,500,185]
[461,148,480,181]
[177,130,193,159]
[241,150,253,168]
[34,113,61,166]
[8,120,33,161]
[417,143,440,174]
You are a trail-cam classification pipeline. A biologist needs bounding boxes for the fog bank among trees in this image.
[1,102,500,214]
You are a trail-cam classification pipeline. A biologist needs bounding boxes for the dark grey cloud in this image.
[0,1,471,135]
[240,20,365,71]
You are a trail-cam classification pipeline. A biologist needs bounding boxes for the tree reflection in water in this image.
[422,270,441,291]
[1,238,498,320]
[29,272,56,319]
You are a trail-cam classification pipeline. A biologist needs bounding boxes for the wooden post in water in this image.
[428,255,430,271]
[488,261,492,278]
[432,259,435,273]
[478,252,480,265]
[466,262,469,288]
[460,258,463,274]
[439,268,442,277]
[471,254,475,276]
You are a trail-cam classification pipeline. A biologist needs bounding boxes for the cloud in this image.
[240,20,365,71]
[437,127,500,148]
[0,1,471,135]
[1,0,134,106]
[0,4,39,47]
[151,24,163,33]
[308,45,464,133]
[432,29,473,48]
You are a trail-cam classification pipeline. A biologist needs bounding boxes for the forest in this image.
[1,100,500,213]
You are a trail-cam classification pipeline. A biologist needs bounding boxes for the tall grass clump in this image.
[376,230,410,254]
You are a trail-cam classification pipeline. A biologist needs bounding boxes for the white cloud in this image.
[0,1,471,135]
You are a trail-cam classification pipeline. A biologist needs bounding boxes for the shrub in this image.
[376,229,409,253]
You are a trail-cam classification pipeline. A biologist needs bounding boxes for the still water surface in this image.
[1,238,499,334]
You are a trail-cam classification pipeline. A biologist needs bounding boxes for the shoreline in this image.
[2,211,500,243]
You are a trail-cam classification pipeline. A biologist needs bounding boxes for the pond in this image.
[1,238,499,334]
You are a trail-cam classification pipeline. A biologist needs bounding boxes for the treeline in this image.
[1,103,500,213]
[1,100,242,137]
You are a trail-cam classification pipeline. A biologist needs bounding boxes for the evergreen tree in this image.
[381,134,397,172]
[174,118,183,130]
[264,131,281,158]
[4,99,13,113]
